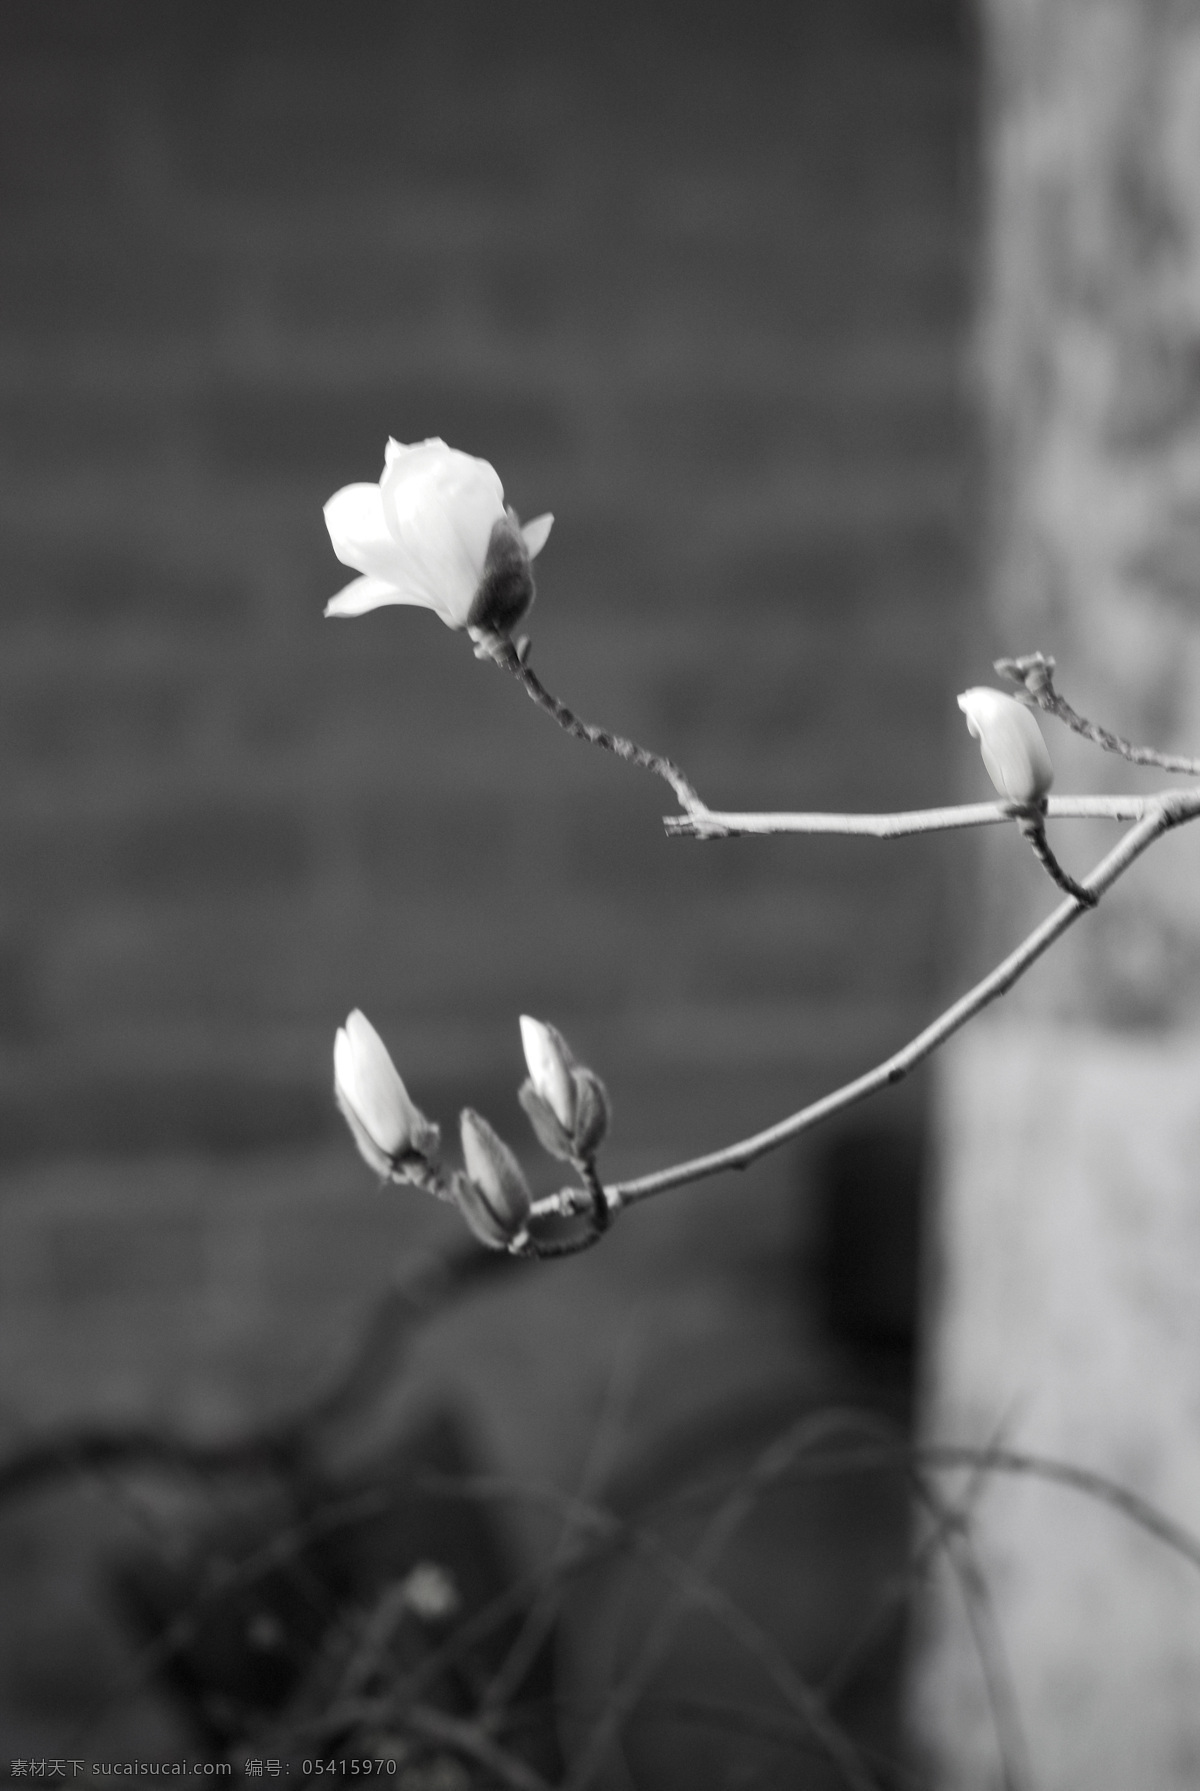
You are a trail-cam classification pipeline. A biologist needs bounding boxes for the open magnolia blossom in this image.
[457,1109,532,1249]
[333,1009,439,1178]
[958,686,1054,805]
[518,1013,610,1161]
[324,437,553,641]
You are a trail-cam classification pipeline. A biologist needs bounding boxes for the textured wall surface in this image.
[0,0,977,1764]
[918,1,1200,1784]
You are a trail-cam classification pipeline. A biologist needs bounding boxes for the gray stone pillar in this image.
[914,1,1200,1784]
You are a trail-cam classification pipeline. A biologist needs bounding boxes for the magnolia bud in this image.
[957,687,1054,804]
[517,1015,612,1161]
[333,1010,440,1179]
[570,1067,611,1157]
[457,1109,532,1249]
[519,1015,577,1132]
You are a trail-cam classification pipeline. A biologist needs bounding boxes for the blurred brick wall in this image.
[0,0,975,1159]
[0,0,977,1751]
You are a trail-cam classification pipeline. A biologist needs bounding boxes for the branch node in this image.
[1015,806,1098,907]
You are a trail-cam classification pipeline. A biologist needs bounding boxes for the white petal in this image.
[325,573,414,617]
[335,1078,395,1178]
[520,513,554,560]
[323,483,401,579]
[382,440,506,629]
[334,1010,419,1162]
[383,435,443,473]
[957,688,1054,803]
[519,1014,576,1132]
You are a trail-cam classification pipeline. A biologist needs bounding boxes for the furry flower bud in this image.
[518,1014,610,1161]
[519,1016,576,1133]
[569,1067,611,1158]
[958,687,1054,804]
[457,1109,532,1249]
[324,437,552,638]
[333,1010,440,1179]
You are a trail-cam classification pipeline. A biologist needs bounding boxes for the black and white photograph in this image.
[2,2,1199,1786]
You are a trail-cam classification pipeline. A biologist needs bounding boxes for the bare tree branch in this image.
[609,793,1197,1207]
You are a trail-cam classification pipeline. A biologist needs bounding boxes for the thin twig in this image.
[518,1220,607,1260]
[817,1461,985,1710]
[291,1454,865,1773]
[912,1473,1036,1791]
[479,1333,642,1723]
[997,652,1200,776]
[738,1432,1200,1582]
[282,1422,1200,1769]
[327,1575,417,1708]
[433,1465,882,1791]
[665,793,1159,840]
[826,1408,1022,1714]
[556,1409,887,1791]
[576,1156,611,1234]
[916,1444,1200,1578]
[945,1525,1036,1791]
[609,792,1198,1206]
[495,640,706,814]
[399,1701,554,1791]
[629,1694,928,1788]
[1015,809,1096,907]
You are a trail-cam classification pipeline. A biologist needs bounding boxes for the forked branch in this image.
[600,791,1198,1210]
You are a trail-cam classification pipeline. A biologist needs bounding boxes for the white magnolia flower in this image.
[958,687,1054,804]
[457,1109,532,1248]
[324,437,553,638]
[333,1009,439,1177]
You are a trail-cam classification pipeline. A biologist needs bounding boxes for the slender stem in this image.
[519,1163,613,1254]
[917,1443,1200,1578]
[516,1174,610,1259]
[1017,809,1097,906]
[399,1703,554,1791]
[817,1451,992,1706]
[493,639,705,814]
[921,1491,1036,1791]
[553,1410,887,1791]
[665,792,1162,840]
[608,793,1197,1206]
[997,652,1200,776]
[516,1225,605,1261]
[478,1342,640,1726]
[575,1155,611,1234]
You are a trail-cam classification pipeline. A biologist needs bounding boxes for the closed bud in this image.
[570,1068,611,1157]
[519,1015,577,1133]
[957,687,1054,805]
[518,1081,575,1162]
[518,1015,611,1161]
[333,1010,440,1179]
[457,1109,532,1249]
